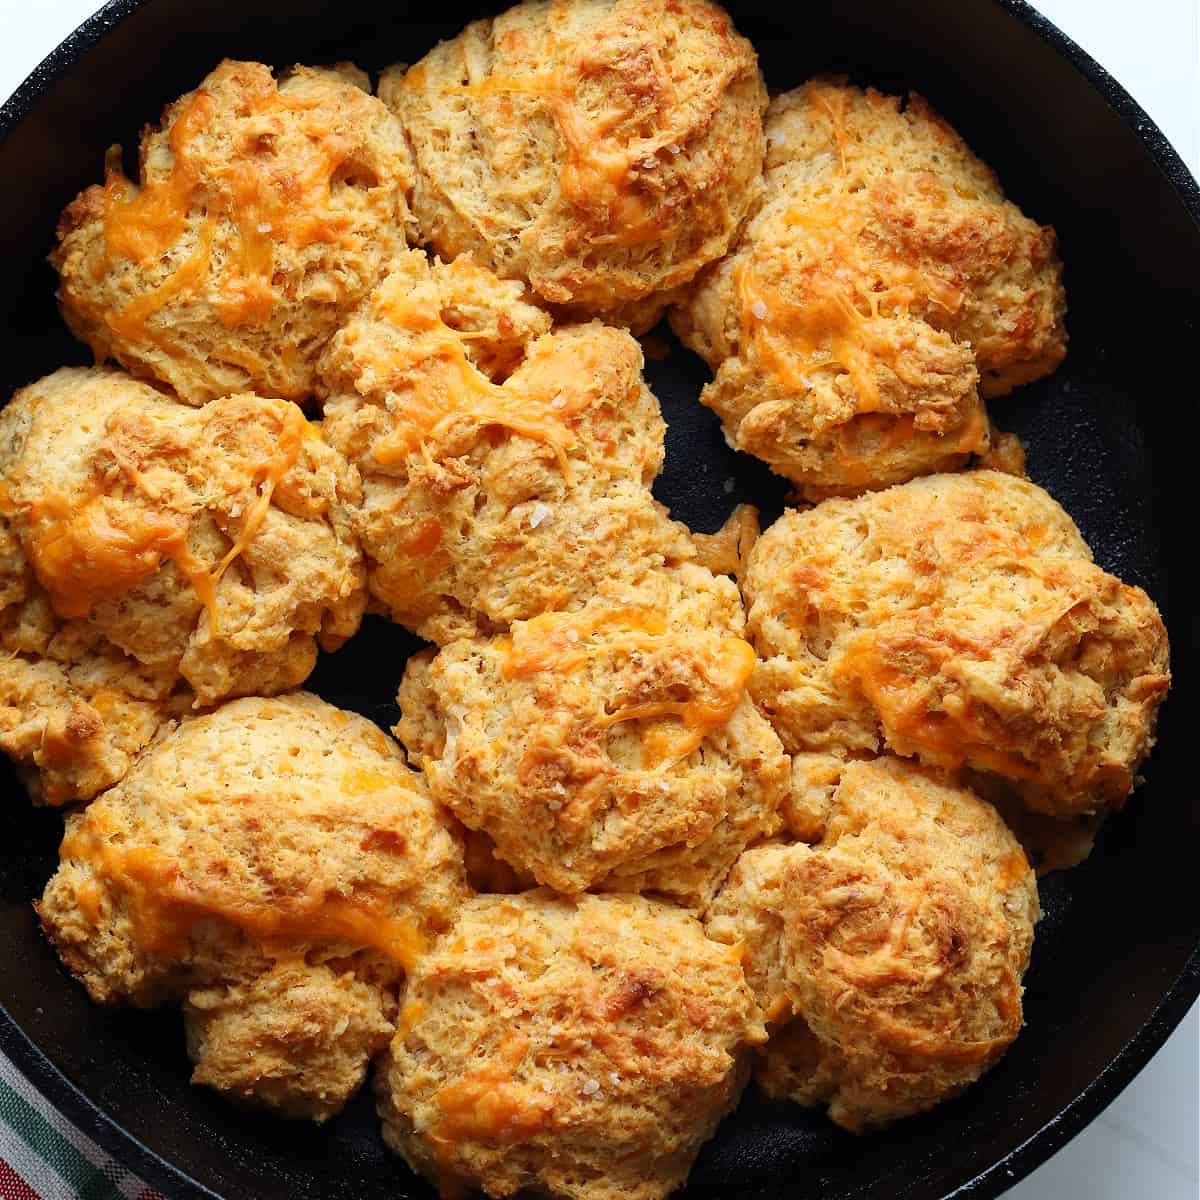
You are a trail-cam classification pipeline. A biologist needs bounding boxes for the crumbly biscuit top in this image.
[53,60,415,403]
[387,0,766,323]
[0,366,365,706]
[379,891,763,1200]
[707,755,1038,1131]
[745,472,1170,815]
[672,78,1066,495]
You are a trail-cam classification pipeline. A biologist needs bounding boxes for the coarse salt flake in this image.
[529,502,551,529]
[565,629,580,643]
[751,300,768,320]
[723,477,735,494]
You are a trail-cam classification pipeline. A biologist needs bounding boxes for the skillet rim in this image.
[0,1,1196,1198]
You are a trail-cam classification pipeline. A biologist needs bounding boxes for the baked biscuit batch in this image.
[0,2,1171,1198]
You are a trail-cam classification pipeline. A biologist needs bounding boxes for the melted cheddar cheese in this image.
[836,638,1041,783]
[4,400,309,627]
[16,488,191,620]
[94,68,361,337]
[444,65,671,245]
[367,278,588,476]
[432,1036,552,1149]
[199,405,308,600]
[500,608,756,766]
[500,607,667,678]
[63,822,425,970]
[738,200,966,409]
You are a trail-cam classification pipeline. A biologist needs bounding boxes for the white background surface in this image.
[0,2,1196,1198]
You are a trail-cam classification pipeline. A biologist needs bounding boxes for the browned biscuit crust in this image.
[385,0,767,328]
[744,472,1170,817]
[395,565,788,906]
[0,366,365,802]
[37,692,467,1120]
[673,78,1066,496]
[707,755,1039,1130]
[319,250,696,644]
[378,891,763,1200]
[53,60,415,404]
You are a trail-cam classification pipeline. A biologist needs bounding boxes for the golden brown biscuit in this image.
[0,581,188,807]
[184,959,395,1122]
[377,891,763,1200]
[672,79,1067,497]
[396,565,788,906]
[319,250,696,643]
[0,365,364,722]
[53,60,415,405]
[384,0,767,329]
[37,692,467,1121]
[744,472,1170,817]
[0,500,188,805]
[706,755,1039,1131]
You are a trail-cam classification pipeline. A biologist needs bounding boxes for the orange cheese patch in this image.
[600,636,756,765]
[500,608,756,766]
[4,400,309,627]
[169,403,309,633]
[198,404,307,603]
[448,69,665,245]
[500,607,668,678]
[95,69,360,337]
[738,199,966,410]
[63,822,425,971]
[432,1036,553,1149]
[17,488,190,620]
[367,277,589,476]
[102,94,213,263]
[836,635,1041,783]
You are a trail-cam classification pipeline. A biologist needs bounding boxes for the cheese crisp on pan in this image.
[0,366,363,804]
[385,0,767,330]
[53,60,416,405]
[673,78,1067,497]
[37,693,466,1121]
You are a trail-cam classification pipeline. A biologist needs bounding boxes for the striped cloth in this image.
[0,1053,163,1200]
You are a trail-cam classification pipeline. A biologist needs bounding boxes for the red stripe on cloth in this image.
[0,1158,42,1200]
[135,1189,167,1200]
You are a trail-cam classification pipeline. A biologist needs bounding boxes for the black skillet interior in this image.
[0,1,1197,1197]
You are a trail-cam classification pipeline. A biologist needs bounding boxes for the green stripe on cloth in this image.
[0,1061,139,1200]
[0,1078,124,1200]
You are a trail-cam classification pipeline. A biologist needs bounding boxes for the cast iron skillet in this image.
[0,1,1196,1197]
